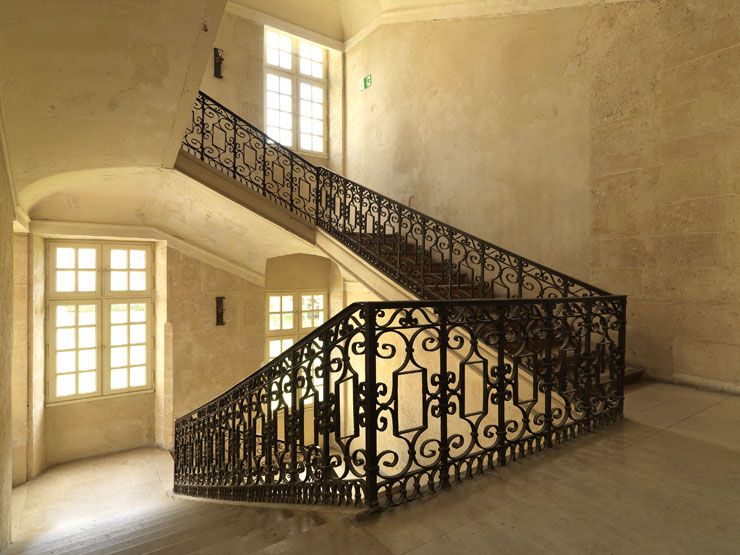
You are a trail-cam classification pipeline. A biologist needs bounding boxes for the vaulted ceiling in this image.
[0,0,226,194]
[230,0,630,42]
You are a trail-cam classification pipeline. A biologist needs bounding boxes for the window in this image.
[265,291,326,362]
[264,27,327,155]
[266,291,326,410]
[47,241,154,403]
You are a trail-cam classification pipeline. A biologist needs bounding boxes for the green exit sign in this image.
[360,74,373,91]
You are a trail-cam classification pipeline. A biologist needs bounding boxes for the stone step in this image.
[2,502,214,554]
[66,504,261,555]
[188,511,327,555]
[106,505,283,555]
[15,503,240,555]
[144,508,305,554]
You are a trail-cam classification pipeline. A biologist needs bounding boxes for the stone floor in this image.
[9,381,740,554]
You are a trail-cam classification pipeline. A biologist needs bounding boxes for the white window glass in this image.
[268,338,294,361]
[108,302,149,391]
[298,82,324,154]
[268,294,295,331]
[265,27,327,153]
[53,245,99,294]
[51,303,99,398]
[301,294,325,329]
[265,29,292,70]
[107,247,149,293]
[265,72,293,147]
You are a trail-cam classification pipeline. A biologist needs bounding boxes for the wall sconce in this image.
[215,296,225,325]
[213,48,224,79]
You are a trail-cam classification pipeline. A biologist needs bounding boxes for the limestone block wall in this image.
[11,234,28,484]
[168,248,265,418]
[45,394,155,467]
[582,1,739,388]
[344,0,739,388]
[0,135,14,551]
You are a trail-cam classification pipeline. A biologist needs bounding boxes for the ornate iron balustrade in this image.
[175,91,627,509]
[174,298,626,508]
[182,92,608,303]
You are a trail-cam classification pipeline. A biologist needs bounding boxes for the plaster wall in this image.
[0,0,226,192]
[11,234,28,485]
[45,394,155,467]
[201,10,345,174]
[169,248,265,418]
[265,254,332,292]
[344,0,739,387]
[345,10,592,279]
[0,121,13,551]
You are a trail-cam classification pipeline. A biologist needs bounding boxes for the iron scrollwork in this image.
[174,92,627,509]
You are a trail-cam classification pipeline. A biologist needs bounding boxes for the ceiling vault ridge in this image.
[230,0,639,51]
[344,0,640,49]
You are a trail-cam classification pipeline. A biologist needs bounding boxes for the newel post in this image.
[363,305,379,508]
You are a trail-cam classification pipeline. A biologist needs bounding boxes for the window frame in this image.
[264,290,327,363]
[46,240,155,405]
[103,243,155,298]
[47,242,102,300]
[263,26,329,158]
[102,299,155,396]
[48,299,103,402]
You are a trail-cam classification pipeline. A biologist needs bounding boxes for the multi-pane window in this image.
[50,302,100,399]
[265,291,326,362]
[264,27,327,155]
[266,291,326,409]
[47,241,154,403]
[107,302,149,391]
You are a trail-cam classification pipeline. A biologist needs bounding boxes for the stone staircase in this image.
[4,499,348,554]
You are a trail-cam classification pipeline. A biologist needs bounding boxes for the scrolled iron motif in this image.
[174,91,627,510]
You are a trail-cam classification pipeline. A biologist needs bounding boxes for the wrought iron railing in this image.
[174,91,627,509]
[182,92,608,302]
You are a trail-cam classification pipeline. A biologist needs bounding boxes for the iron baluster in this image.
[438,305,450,489]
[517,259,524,299]
[363,305,379,508]
[320,329,332,487]
[231,113,237,180]
[617,298,627,412]
[543,302,554,448]
[496,304,508,466]
[315,167,322,226]
[199,95,205,160]
[583,299,594,432]
[290,350,299,483]
[265,381,273,484]
[174,92,627,509]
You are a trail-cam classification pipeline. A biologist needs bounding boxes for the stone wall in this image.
[0,132,14,550]
[45,394,155,467]
[345,9,593,278]
[344,0,739,388]
[11,234,28,485]
[582,1,739,388]
[168,248,265,417]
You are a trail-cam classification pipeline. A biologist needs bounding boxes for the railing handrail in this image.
[175,294,626,424]
[193,90,611,299]
[175,93,627,508]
